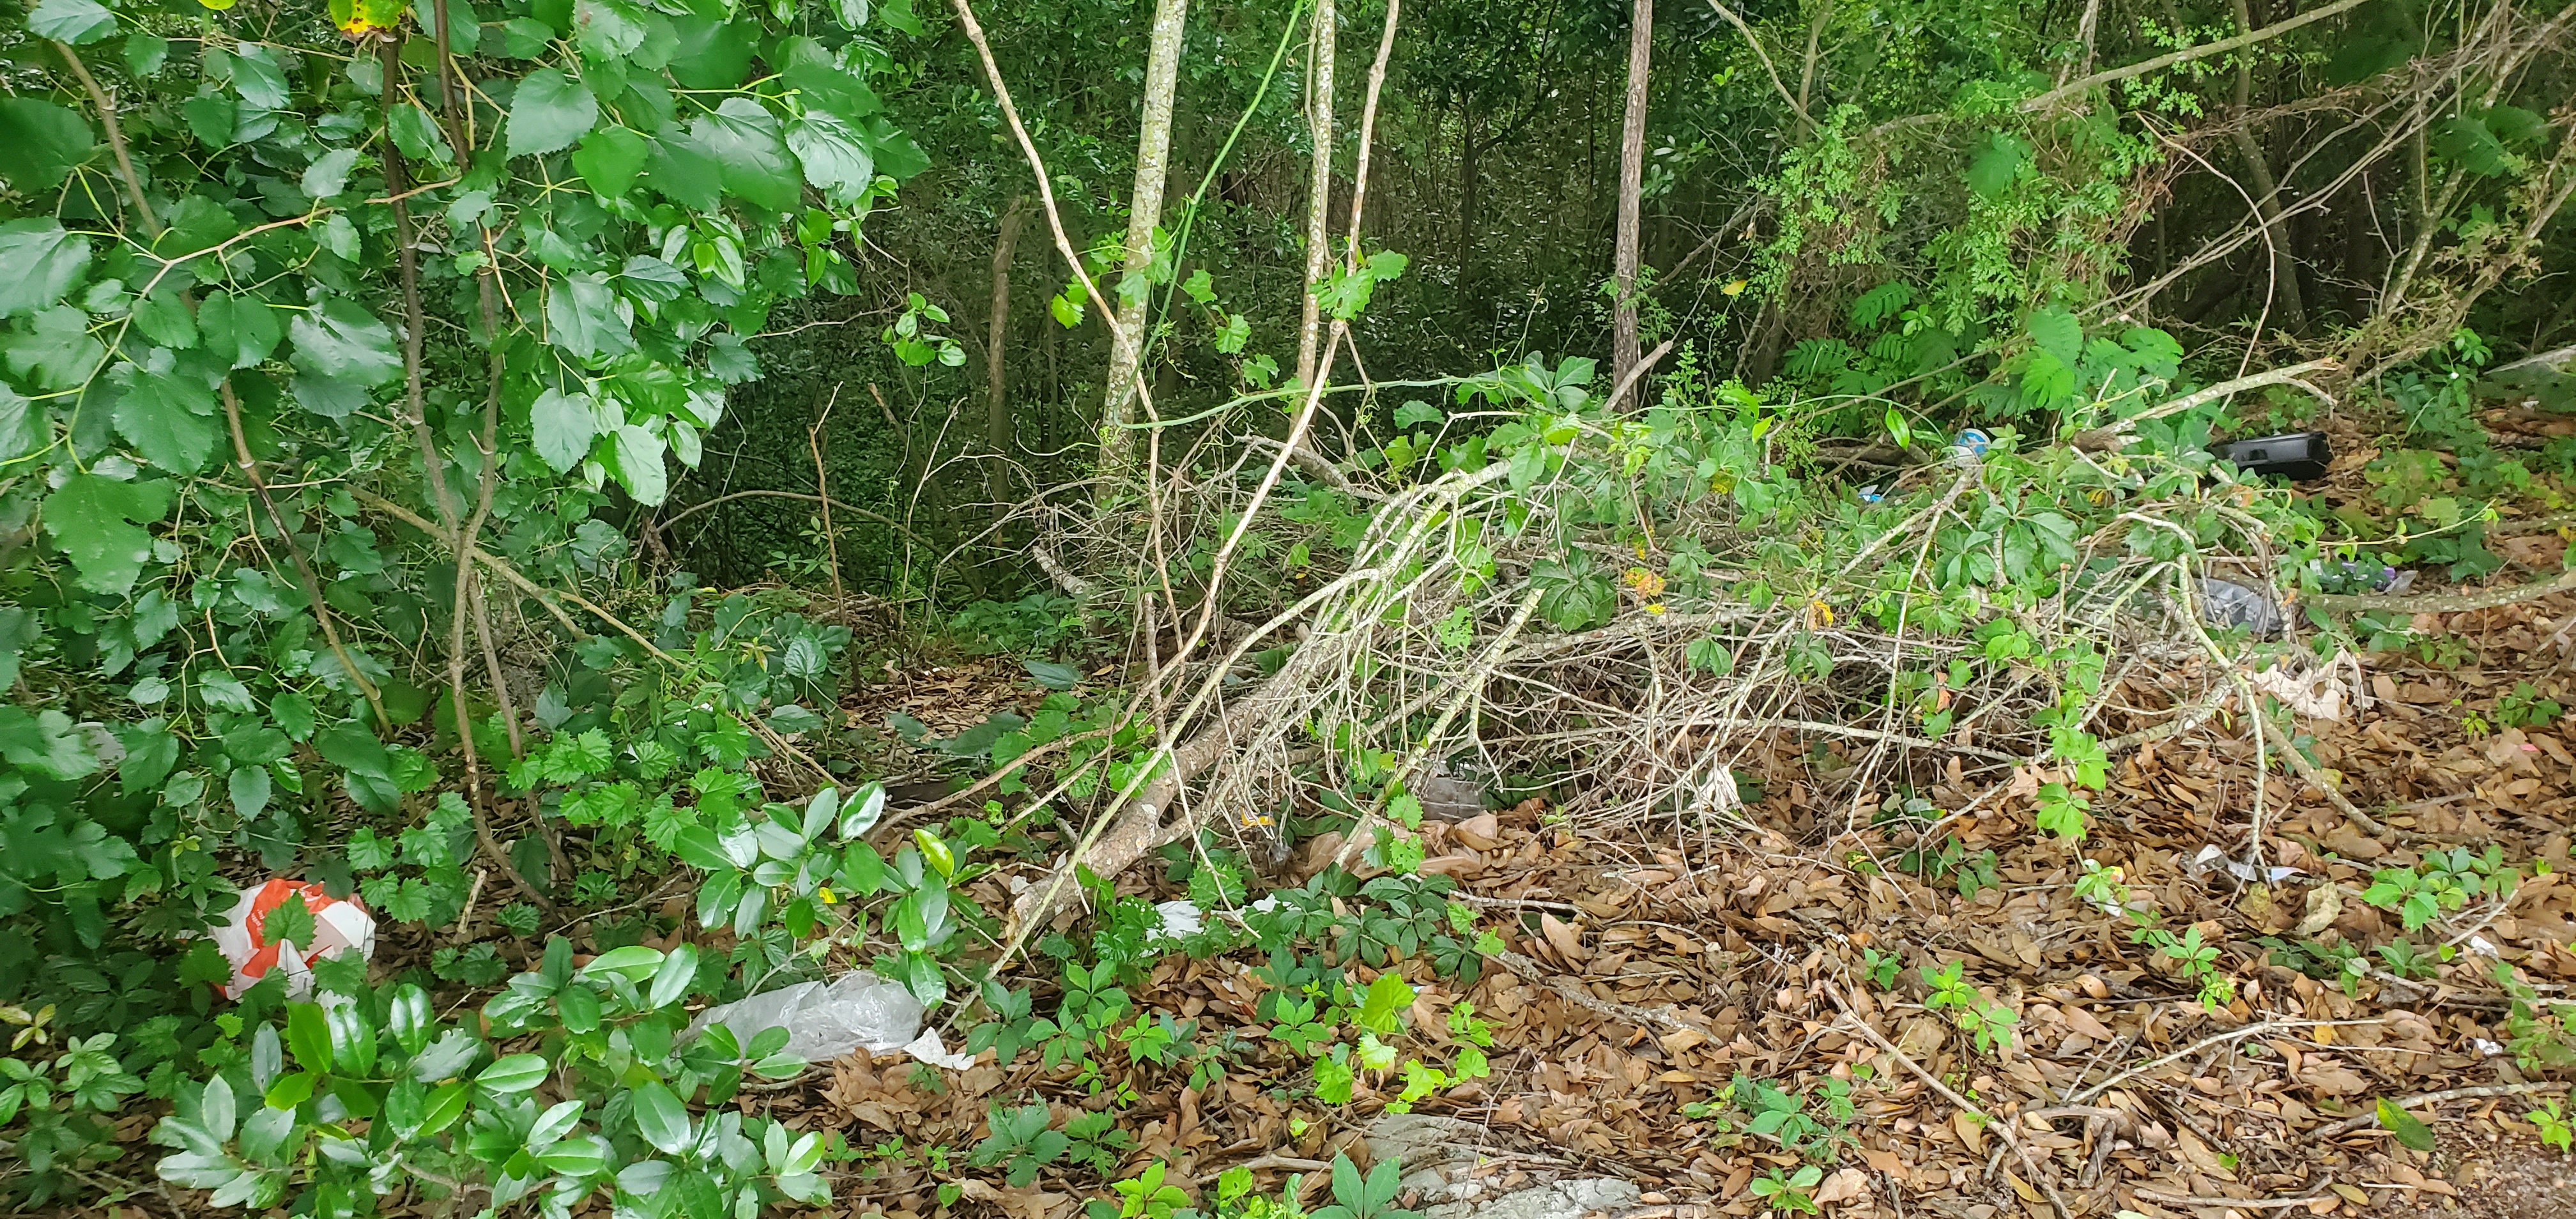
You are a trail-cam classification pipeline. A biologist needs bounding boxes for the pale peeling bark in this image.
[1609,0,1652,402]
[1296,0,1336,389]
[1098,0,1193,484]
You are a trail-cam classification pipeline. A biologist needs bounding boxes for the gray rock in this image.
[1422,1179,1641,1219]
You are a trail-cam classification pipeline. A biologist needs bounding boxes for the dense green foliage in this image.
[1,0,2572,1209]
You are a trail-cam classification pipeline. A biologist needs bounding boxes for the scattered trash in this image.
[2191,844,2303,885]
[1948,427,1991,466]
[685,969,963,1066]
[2472,1038,2508,1057]
[2197,577,2286,639]
[1147,899,1204,944]
[1855,483,1885,503]
[2211,431,2331,481]
[210,879,375,1000]
[2245,657,2354,721]
[2467,934,2503,958]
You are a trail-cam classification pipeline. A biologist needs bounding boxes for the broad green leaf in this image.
[203,1076,238,1141]
[302,147,362,199]
[574,0,648,58]
[530,388,602,473]
[544,272,634,361]
[0,385,43,464]
[2027,306,2083,369]
[286,1001,334,1074]
[290,297,402,385]
[1358,970,1414,1036]
[608,424,668,504]
[228,764,272,818]
[476,1054,549,1094]
[4,306,102,389]
[111,360,223,474]
[631,1079,691,1153]
[417,1080,469,1134]
[2376,1098,2437,1151]
[28,0,119,43]
[581,944,664,979]
[0,101,96,193]
[696,99,801,213]
[1965,130,2028,197]
[0,705,102,781]
[199,291,283,370]
[42,475,172,595]
[786,112,874,205]
[2430,115,2511,176]
[669,14,757,89]
[505,68,599,158]
[0,220,93,319]
[781,36,882,118]
[388,103,452,164]
[647,944,698,1008]
[216,45,288,111]
[571,126,649,197]
[645,131,725,210]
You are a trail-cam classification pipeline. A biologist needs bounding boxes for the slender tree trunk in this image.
[1296,0,1337,388]
[987,195,1029,523]
[1098,0,1192,487]
[1610,0,1653,402]
[2226,0,2305,334]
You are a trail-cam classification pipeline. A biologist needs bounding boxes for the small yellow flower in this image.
[1644,602,1666,616]
[1806,600,1835,629]
[817,887,838,905]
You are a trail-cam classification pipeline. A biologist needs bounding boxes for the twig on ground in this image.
[1821,982,2072,1219]
[2309,1082,2569,1138]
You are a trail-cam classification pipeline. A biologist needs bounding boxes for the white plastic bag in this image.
[686,970,956,1064]
[208,879,376,1000]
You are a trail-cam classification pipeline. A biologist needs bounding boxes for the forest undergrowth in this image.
[4,0,2576,1217]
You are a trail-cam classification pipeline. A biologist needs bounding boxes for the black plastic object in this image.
[2211,431,2331,481]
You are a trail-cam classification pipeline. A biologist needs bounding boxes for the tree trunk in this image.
[1610,0,1652,405]
[1098,0,1193,488]
[986,195,1029,523]
[1296,0,1337,390]
[2227,0,2306,334]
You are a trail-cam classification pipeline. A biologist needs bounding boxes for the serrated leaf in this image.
[1965,130,2028,197]
[530,388,602,473]
[2027,305,2082,368]
[302,148,362,199]
[545,272,635,362]
[43,475,172,595]
[199,291,282,371]
[697,99,801,213]
[571,126,649,197]
[0,220,93,319]
[505,68,599,158]
[786,112,875,206]
[290,297,402,385]
[111,360,222,474]
[28,0,118,44]
[0,100,96,194]
[608,423,668,505]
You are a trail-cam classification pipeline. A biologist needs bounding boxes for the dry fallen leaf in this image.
[1540,913,1588,962]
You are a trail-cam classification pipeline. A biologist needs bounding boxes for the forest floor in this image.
[749,553,2576,1211]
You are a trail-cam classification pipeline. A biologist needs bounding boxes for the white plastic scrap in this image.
[686,969,975,1070]
[2191,844,2303,885]
[1147,899,1204,944]
[901,1029,977,1071]
[2243,655,2358,721]
[2467,935,2503,958]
